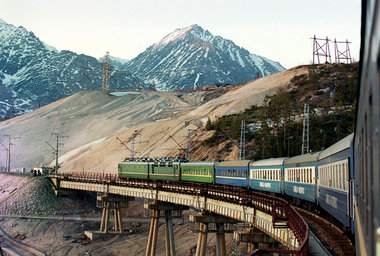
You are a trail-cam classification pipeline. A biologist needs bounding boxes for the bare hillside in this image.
[0,67,308,173]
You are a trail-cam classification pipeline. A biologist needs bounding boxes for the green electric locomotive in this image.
[118,159,181,181]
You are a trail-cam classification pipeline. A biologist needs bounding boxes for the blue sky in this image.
[0,0,361,68]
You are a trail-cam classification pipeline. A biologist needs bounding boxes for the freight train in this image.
[118,133,354,231]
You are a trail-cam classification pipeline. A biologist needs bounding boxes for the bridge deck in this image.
[49,172,309,255]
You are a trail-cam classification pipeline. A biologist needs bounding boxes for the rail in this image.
[49,172,309,255]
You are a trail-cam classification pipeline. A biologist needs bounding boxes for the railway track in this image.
[0,226,46,256]
[295,207,355,256]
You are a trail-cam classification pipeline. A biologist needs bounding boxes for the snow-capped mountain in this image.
[0,19,285,119]
[124,24,285,91]
[0,18,142,119]
[109,55,129,70]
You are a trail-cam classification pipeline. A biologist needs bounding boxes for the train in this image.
[353,0,379,255]
[118,133,355,231]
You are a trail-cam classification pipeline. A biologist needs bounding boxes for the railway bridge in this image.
[49,172,309,256]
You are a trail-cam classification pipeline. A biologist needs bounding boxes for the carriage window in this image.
[328,166,330,187]
[304,169,307,183]
[310,168,312,183]
[343,164,346,191]
[341,164,344,190]
[338,164,341,189]
[332,166,335,188]
[305,169,308,183]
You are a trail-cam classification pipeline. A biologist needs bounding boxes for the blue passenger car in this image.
[284,152,320,202]
[317,133,354,227]
[215,160,251,187]
[249,158,287,193]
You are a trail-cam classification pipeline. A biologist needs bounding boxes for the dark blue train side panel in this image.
[319,186,350,226]
[317,133,354,228]
[284,182,316,202]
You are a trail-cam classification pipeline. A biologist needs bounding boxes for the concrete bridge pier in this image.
[233,225,275,253]
[144,201,188,256]
[216,223,226,256]
[195,222,209,256]
[85,193,130,240]
[190,212,237,256]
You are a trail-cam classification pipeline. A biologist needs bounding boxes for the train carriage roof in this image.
[215,160,252,167]
[284,152,321,165]
[318,133,354,160]
[249,157,287,167]
[119,161,149,165]
[181,161,215,166]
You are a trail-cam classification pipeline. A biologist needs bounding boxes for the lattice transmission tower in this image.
[101,51,113,91]
[240,120,246,160]
[334,39,352,64]
[311,35,332,64]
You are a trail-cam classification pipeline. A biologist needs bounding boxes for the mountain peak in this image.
[155,24,211,46]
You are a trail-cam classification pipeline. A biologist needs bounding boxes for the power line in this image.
[46,133,68,174]
[117,131,148,160]
[2,135,20,172]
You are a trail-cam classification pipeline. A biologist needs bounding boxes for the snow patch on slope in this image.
[156,25,194,46]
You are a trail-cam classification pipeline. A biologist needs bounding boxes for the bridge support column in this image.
[233,226,274,253]
[195,223,209,256]
[85,193,130,240]
[216,223,226,256]
[145,208,160,256]
[165,210,176,256]
[190,212,236,256]
[144,201,188,256]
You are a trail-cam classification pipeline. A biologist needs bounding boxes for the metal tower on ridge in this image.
[311,35,331,64]
[301,104,310,155]
[334,39,352,64]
